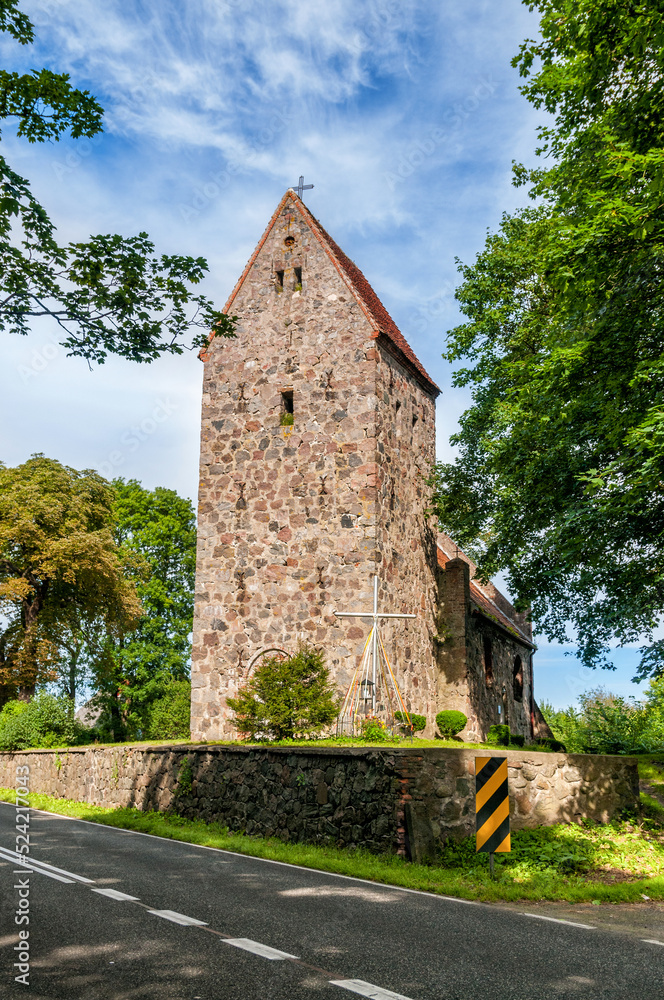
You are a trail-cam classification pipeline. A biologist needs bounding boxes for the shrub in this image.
[539,701,586,752]
[359,716,391,742]
[509,733,525,747]
[436,710,468,738]
[227,645,338,741]
[394,711,426,733]
[0,694,91,750]
[541,687,664,755]
[538,736,567,752]
[486,724,510,747]
[148,680,191,741]
[579,689,662,754]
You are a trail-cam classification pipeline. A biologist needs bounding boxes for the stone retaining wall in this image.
[0,745,640,862]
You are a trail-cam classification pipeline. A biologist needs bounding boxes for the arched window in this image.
[513,655,523,702]
[483,636,493,684]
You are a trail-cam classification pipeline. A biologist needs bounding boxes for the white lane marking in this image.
[223,938,299,960]
[147,909,208,926]
[0,845,94,883]
[642,939,664,947]
[4,862,74,884]
[330,979,415,1000]
[91,888,140,902]
[521,913,596,930]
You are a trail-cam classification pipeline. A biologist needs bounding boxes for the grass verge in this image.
[639,755,664,791]
[1,787,662,905]
[1,736,559,752]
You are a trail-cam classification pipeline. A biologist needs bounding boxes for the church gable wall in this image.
[192,202,386,739]
[434,555,533,742]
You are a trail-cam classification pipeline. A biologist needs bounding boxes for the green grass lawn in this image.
[11,735,555,752]
[639,756,664,821]
[1,786,662,905]
[639,755,664,791]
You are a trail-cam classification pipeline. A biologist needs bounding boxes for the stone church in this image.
[191,189,545,743]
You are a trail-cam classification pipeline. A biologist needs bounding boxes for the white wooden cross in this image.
[334,575,416,713]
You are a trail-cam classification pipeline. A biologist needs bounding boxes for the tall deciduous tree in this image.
[0,0,234,362]
[0,455,142,702]
[92,479,197,740]
[431,1,664,677]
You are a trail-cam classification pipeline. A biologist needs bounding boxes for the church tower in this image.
[191,189,441,740]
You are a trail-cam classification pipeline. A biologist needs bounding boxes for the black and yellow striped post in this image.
[475,756,510,875]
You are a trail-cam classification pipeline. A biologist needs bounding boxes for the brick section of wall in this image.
[434,558,471,725]
[192,197,439,740]
[0,746,639,860]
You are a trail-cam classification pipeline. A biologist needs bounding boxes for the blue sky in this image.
[0,0,650,708]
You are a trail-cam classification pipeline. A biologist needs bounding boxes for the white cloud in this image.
[1,0,541,478]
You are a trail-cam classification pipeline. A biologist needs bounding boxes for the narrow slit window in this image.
[294,266,302,290]
[513,655,523,702]
[280,390,294,426]
[282,390,294,413]
[483,636,493,684]
[275,270,284,290]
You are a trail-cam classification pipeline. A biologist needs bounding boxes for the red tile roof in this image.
[211,190,440,396]
[469,583,533,648]
[299,204,440,395]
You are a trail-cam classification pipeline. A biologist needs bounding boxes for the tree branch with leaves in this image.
[0,0,234,363]
[431,1,664,678]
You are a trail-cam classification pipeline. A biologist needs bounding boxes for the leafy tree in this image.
[0,455,141,702]
[646,675,664,716]
[227,647,339,741]
[432,2,664,676]
[92,479,196,741]
[147,680,191,742]
[0,0,234,362]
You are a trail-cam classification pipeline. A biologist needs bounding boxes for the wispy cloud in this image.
[21,0,431,148]
[7,2,644,704]
[2,0,543,445]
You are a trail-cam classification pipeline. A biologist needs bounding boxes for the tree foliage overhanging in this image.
[0,0,234,362]
[431,1,664,677]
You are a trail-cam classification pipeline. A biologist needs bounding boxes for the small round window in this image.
[284,235,296,248]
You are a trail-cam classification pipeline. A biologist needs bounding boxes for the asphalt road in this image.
[1,803,663,1000]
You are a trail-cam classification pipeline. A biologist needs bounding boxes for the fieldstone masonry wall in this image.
[0,746,639,861]
[192,190,439,740]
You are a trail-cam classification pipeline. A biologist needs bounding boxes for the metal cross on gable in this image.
[334,575,415,714]
[293,175,313,200]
